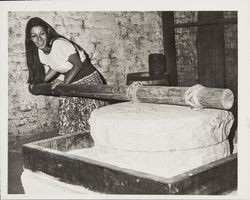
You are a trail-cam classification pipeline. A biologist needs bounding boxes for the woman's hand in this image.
[45,68,58,83]
[28,83,34,94]
[29,84,34,90]
[51,79,64,89]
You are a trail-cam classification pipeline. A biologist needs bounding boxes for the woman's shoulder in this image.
[52,38,73,48]
[51,38,76,55]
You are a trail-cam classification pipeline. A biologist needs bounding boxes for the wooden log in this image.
[29,83,234,110]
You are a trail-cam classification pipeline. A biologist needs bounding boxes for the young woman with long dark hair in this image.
[25,17,108,135]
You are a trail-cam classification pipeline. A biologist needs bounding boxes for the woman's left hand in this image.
[51,79,64,89]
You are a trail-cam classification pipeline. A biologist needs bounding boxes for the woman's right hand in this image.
[51,79,64,89]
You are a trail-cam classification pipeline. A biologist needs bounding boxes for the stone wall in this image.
[174,11,198,86]
[8,11,164,144]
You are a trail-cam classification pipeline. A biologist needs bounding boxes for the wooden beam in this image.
[174,17,237,28]
[29,83,234,110]
[196,11,226,88]
[161,11,178,86]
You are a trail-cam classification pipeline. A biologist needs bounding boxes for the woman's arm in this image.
[45,68,58,83]
[51,53,82,89]
[64,53,82,84]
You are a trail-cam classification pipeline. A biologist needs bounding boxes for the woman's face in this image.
[30,26,48,50]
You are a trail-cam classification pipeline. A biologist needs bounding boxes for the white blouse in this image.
[38,38,86,74]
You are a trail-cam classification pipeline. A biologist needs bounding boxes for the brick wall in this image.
[8,11,164,144]
[174,11,198,86]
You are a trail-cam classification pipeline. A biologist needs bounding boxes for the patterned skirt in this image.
[58,71,109,135]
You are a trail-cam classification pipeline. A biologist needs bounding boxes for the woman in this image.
[25,17,109,135]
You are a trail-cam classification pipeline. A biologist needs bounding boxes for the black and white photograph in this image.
[1,0,250,199]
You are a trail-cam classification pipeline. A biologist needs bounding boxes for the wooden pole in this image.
[196,11,226,88]
[29,83,234,110]
[161,11,178,86]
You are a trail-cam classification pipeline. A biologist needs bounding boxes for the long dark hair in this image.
[25,17,89,84]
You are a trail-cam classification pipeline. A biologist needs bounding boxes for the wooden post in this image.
[196,11,226,88]
[161,11,178,86]
[29,83,234,110]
